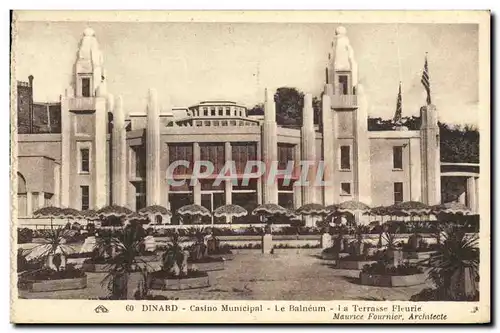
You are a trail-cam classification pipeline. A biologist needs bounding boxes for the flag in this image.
[393,82,402,124]
[421,54,431,105]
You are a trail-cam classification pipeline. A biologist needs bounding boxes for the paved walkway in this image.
[18,249,432,300]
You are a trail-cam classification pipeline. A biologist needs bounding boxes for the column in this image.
[146,89,161,206]
[193,142,201,205]
[467,176,477,214]
[261,88,278,204]
[26,192,33,217]
[420,104,440,205]
[301,93,316,204]
[94,97,108,208]
[38,191,45,209]
[111,95,127,206]
[321,88,334,206]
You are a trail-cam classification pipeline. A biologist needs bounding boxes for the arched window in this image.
[17,172,27,194]
[17,173,27,217]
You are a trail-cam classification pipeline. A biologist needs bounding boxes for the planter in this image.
[189,260,225,272]
[359,272,426,287]
[150,275,210,290]
[82,262,114,272]
[20,275,87,292]
[404,251,435,260]
[337,260,377,270]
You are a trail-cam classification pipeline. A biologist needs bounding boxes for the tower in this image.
[60,28,111,209]
[324,26,371,205]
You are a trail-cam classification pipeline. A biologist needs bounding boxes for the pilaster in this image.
[146,89,161,206]
[321,89,335,206]
[94,97,108,208]
[301,93,316,204]
[193,142,201,205]
[262,89,278,204]
[111,95,127,206]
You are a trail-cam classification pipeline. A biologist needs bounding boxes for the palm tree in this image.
[24,227,75,271]
[100,222,149,300]
[425,224,479,300]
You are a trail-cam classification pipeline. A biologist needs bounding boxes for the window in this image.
[394,182,403,204]
[200,143,225,174]
[226,107,231,116]
[135,146,146,178]
[218,107,223,116]
[81,186,89,210]
[169,144,193,175]
[232,142,257,174]
[211,107,216,116]
[393,146,403,169]
[341,182,351,196]
[338,75,349,95]
[340,145,351,170]
[80,148,90,173]
[278,143,295,170]
[81,78,91,97]
[203,108,208,116]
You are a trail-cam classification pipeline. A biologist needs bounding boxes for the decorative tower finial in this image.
[75,27,106,97]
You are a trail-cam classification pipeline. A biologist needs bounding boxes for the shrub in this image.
[17,228,33,244]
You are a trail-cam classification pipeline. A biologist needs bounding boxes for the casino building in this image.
[15,27,478,224]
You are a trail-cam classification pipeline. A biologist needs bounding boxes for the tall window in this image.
[394,182,403,204]
[338,75,349,95]
[340,145,351,170]
[278,144,295,170]
[393,146,403,169]
[80,148,90,173]
[135,146,146,178]
[81,186,89,210]
[169,144,194,175]
[200,143,225,174]
[81,78,91,97]
[232,142,257,174]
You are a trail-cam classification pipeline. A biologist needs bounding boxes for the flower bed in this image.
[359,262,425,287]
[149,269,210,290]
[18,266,87,292]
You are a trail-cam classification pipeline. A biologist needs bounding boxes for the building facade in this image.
[17,26,471,224]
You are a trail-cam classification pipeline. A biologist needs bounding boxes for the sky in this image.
[14,21,479,125]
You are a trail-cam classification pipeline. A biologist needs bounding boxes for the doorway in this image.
[201,192,225,224]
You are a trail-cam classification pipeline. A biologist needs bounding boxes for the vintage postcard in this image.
[10,10,490,324]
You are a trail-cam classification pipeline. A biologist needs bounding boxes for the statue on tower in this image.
[76,27,107,97]
[331,26,358,88]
